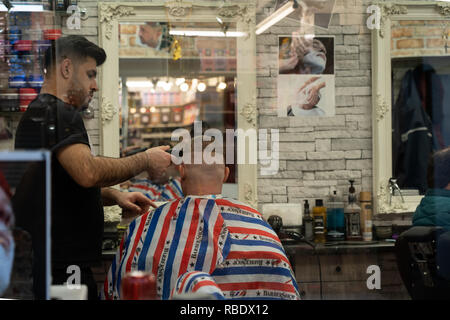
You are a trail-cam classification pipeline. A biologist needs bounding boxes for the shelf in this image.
[129,123,192,129]
[0,112,24,118]
[141,132,173,139]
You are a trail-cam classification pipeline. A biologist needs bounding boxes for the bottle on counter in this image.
[360,191,373,241]
[326,190,345,241]
[313,199,327,244]
[344,180,362,241]
[302,200,314,242]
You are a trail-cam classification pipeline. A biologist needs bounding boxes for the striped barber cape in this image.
[102,195,300,300]
[126,177,183,201]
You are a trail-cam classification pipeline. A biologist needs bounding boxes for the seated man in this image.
[121,164,183,202]
[103,139,300,300]
[413,146,450,230]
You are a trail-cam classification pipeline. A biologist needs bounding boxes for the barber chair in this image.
[395,226,450,300]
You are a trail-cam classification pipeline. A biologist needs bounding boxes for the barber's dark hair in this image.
[428,147,450,189]
[44,35,106,73]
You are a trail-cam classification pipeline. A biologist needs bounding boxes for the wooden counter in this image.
[283,241,410,300]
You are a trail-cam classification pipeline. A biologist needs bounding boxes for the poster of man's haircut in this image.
[278,35,335,117]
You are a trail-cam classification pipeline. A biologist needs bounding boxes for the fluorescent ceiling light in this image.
[126,81,153,88]
[169,29,246,38]
[0,4,44,12]
[256,1,296,35]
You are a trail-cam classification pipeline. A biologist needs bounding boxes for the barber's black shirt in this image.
[14,94,104,267]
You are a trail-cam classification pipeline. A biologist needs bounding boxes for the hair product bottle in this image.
[327,190,345,241]
[359,192,373,241]
[344,180,362,241]
[303,200,314,242]
[313,199,327,244]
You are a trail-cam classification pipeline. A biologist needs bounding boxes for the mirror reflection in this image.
[117,21,239,197]
[391,20,450,195]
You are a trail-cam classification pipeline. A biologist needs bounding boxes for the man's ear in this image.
[60,58,72,79]
[223,166,230,183]
[178,164,185,180]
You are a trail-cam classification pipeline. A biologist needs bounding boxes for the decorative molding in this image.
[218,4,255,32]
[437,3,450,17]
[379,4,408,38]
[99,4,135,39]
[375,94,389,122]
[240,99,257,127]
[243,183,257,209]
[101,98,117,125]
[165,0,193,18]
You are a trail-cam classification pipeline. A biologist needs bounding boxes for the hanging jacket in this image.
[392,65,441,194]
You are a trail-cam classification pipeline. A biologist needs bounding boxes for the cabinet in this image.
[284,242,410,300]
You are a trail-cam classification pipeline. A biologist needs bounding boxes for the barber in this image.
[13,35,172,300]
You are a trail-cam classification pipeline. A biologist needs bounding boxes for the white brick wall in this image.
[256,0,376,209]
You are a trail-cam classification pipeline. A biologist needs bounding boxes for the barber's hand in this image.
[116,191,157,219]
[279,55,300,72]
[291,33,313,62]
[145,146,172,181]
[296,76,326,110]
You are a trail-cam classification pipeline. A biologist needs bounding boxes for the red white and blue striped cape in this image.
[125,177,183,201]
[101,195,300,300]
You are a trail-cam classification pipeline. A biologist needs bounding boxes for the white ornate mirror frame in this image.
[97,1,258,207]
[372,1,450,214]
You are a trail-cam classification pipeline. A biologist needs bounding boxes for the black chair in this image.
[395,226,450,300]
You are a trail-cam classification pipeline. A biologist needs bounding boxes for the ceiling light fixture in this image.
[0,2,44,12]
[197,82,206,92]
[180,83,189,92]
[169,29,246,38]
[217,82,227,90]
[256,0,299,35]
[126,81,153,88]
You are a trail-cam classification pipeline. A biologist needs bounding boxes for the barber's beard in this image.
[67,79,90,110]
[303,52,326,74]
[0,227,14,296]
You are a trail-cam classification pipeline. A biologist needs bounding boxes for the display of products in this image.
[345,180,362,241]
[313,199,327,244]
[360,191,373,241]
[327,190,345,241]
[172,107,183,123]
[0,89,19,112]
[302,200,314,242]
[160,107,170,124]
[19,88,37,112]
[0,11,57,113]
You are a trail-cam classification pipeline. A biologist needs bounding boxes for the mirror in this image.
[98,1,258,206]
[372,1,450,214]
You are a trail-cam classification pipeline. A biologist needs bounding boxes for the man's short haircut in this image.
[44,35,107,72]
[428,147,450,189]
